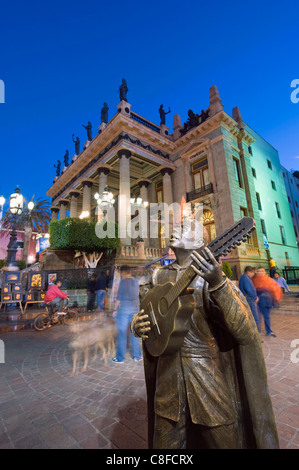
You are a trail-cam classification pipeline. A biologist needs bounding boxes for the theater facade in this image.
[46,85,299,278]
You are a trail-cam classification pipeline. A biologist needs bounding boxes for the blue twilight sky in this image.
[0,0,299,209]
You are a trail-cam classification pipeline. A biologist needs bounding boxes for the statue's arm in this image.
[191,248,255,344]
[208,279,255,345]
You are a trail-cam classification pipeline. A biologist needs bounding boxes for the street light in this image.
[94,186,115,217]
[130,196,148,242]
[27,200,35,212]
[5,187,24,271]
[0,195,5,220]
[9,187,24,215]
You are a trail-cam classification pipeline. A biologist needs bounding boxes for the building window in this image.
[200,209,216,243]
[288,196,291,203]
[155,181,163,204]
[248,146,253,155]
[271,180,276,190]
[280,226,286,245]
[294,225,298,237]
[296,201,298,208]
[267,159,272,169]
[191,158,210,191]
[16,241,24,250]
[285,251,290,266]
[291,210,294,217]
[252,168,256,178]
[256,192,262,211]
[261,219,267,237]
[275,202,281,219]
[233,158,243,188]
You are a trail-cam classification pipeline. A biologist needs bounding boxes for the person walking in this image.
[239,266,261,333]
[273,272,290,294]
[95,271,109,312]
[112,265,141,363]
[252,267,282,337]
[86,274,96,312]
[269,258,277,278]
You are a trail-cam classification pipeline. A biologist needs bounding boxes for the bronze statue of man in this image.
[159,104,171,126]
[119,78,128,102]
[101,103,109,124]
[72,134,80,155]
[82,121,92,141]
[131,220,279,449]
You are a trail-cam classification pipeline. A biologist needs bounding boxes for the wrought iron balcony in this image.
[186,183,213,202]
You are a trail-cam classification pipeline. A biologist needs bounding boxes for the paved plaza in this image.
[0,305,299,449]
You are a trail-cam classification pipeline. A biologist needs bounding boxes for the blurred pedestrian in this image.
[273,272,290,294]
[112,265,141,363]
[95,271,109,312]
[252,267,282,337]
[86,274,96,312]
[239,266,261,333]
[269,258,277,278]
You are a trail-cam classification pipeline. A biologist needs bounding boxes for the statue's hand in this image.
[130,309,151,339]
[190,247,225,289]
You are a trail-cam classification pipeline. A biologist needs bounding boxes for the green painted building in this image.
[246,125,299,270]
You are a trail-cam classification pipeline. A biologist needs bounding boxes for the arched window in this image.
[201,210,216,243]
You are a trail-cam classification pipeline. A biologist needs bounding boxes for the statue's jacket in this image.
[142,263,279,449]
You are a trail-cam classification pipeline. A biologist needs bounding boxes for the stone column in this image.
[137,179,151,246]
[50,207,59,221]
[160,167,174,206]
[160,167,174,243]
[117,149,131,245]
[69,191,80,218]
[82,179,93,215]
[59,200,68,219]
[97,165,112,194]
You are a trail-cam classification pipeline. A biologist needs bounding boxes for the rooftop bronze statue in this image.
[82,121,92,141]
[54,160,61,177]
[72,134,80,155]
[63,150,69,167]
[101,103,109,124]
[119,78,128,102]
[159,104,171,126]
[131,218,279,449]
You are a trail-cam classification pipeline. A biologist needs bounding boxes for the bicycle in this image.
[33,303,79,331]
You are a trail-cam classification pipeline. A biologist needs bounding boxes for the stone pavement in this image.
[0,299,299,449]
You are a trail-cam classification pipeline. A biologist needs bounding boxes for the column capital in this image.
[136,178,151,188]
[59,199,69,207]
[97,164,113,176]
[117,149,131,159]
[159,165,174,176]
[81,178,94,188]
[69,190,81,198]
[50,206,59,213]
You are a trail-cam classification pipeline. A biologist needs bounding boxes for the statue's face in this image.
[169,219,206,250]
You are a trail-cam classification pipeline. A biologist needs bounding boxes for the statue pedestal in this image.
[160,124,169,137]
[62,166,68,173]
[84,140,91,148]
[54,176,59,182]
[117,100,131,116]
[98,123,106,132]
[72,154,78,162]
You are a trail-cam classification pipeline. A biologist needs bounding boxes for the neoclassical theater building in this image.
[46,84,299,277]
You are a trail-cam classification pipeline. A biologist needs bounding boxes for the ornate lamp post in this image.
[4,187,24,271]
[130,196,148,242]
[94,186,115,218]
[0,195,5,220]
